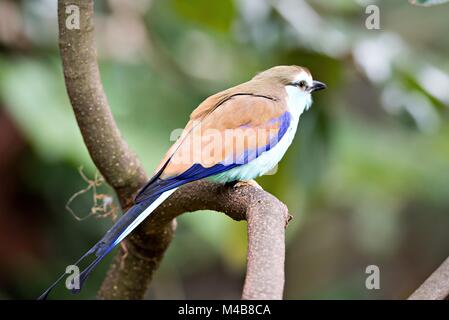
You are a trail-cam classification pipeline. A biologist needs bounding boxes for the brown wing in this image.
[156,93,288,179]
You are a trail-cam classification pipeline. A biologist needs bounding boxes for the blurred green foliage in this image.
[0,0,448,299]
[410,0,449,6]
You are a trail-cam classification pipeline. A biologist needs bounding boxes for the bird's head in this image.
[253,65,326,110]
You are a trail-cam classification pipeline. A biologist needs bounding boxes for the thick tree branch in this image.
[408,256,449,300]
[57,0,289,300]
[57,0,148,205]
[98,181,289,300]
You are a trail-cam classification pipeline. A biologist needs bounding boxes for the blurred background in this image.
[0,0,448,299]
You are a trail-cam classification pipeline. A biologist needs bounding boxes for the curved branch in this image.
[57,0,148,205]
[408,256,449,300]
[98,181,289,300]
[57,0,289,300]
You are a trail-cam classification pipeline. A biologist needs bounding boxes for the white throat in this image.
[285,85,313,121]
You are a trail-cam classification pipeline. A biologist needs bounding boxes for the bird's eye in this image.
[297,80,307,89]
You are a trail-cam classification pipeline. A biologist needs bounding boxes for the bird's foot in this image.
[119,241,129,270]
[232,179,263,190]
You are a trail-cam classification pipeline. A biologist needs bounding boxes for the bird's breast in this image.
[209,88,309,183]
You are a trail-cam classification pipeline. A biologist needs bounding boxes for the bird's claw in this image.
[233,180,263,190]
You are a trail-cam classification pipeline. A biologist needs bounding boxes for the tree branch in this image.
[408,256,449,300]
[57,0,289,300]
[57,0,148,205]
[97,181,289,300]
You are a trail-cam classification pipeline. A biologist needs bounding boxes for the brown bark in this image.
[408,256,449,300]
[98,181,289,300]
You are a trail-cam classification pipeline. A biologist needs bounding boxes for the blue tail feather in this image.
[38,197,156,300]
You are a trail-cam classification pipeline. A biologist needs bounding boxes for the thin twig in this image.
[65,167,117,221]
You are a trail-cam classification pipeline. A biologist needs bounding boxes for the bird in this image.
[39,65,326,299]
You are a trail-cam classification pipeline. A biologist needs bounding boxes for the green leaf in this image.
[409,0,449,6]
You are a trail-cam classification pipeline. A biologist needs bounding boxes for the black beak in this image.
[310,80,327,92]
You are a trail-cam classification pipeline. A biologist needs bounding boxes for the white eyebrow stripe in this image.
[293,72,313,85]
